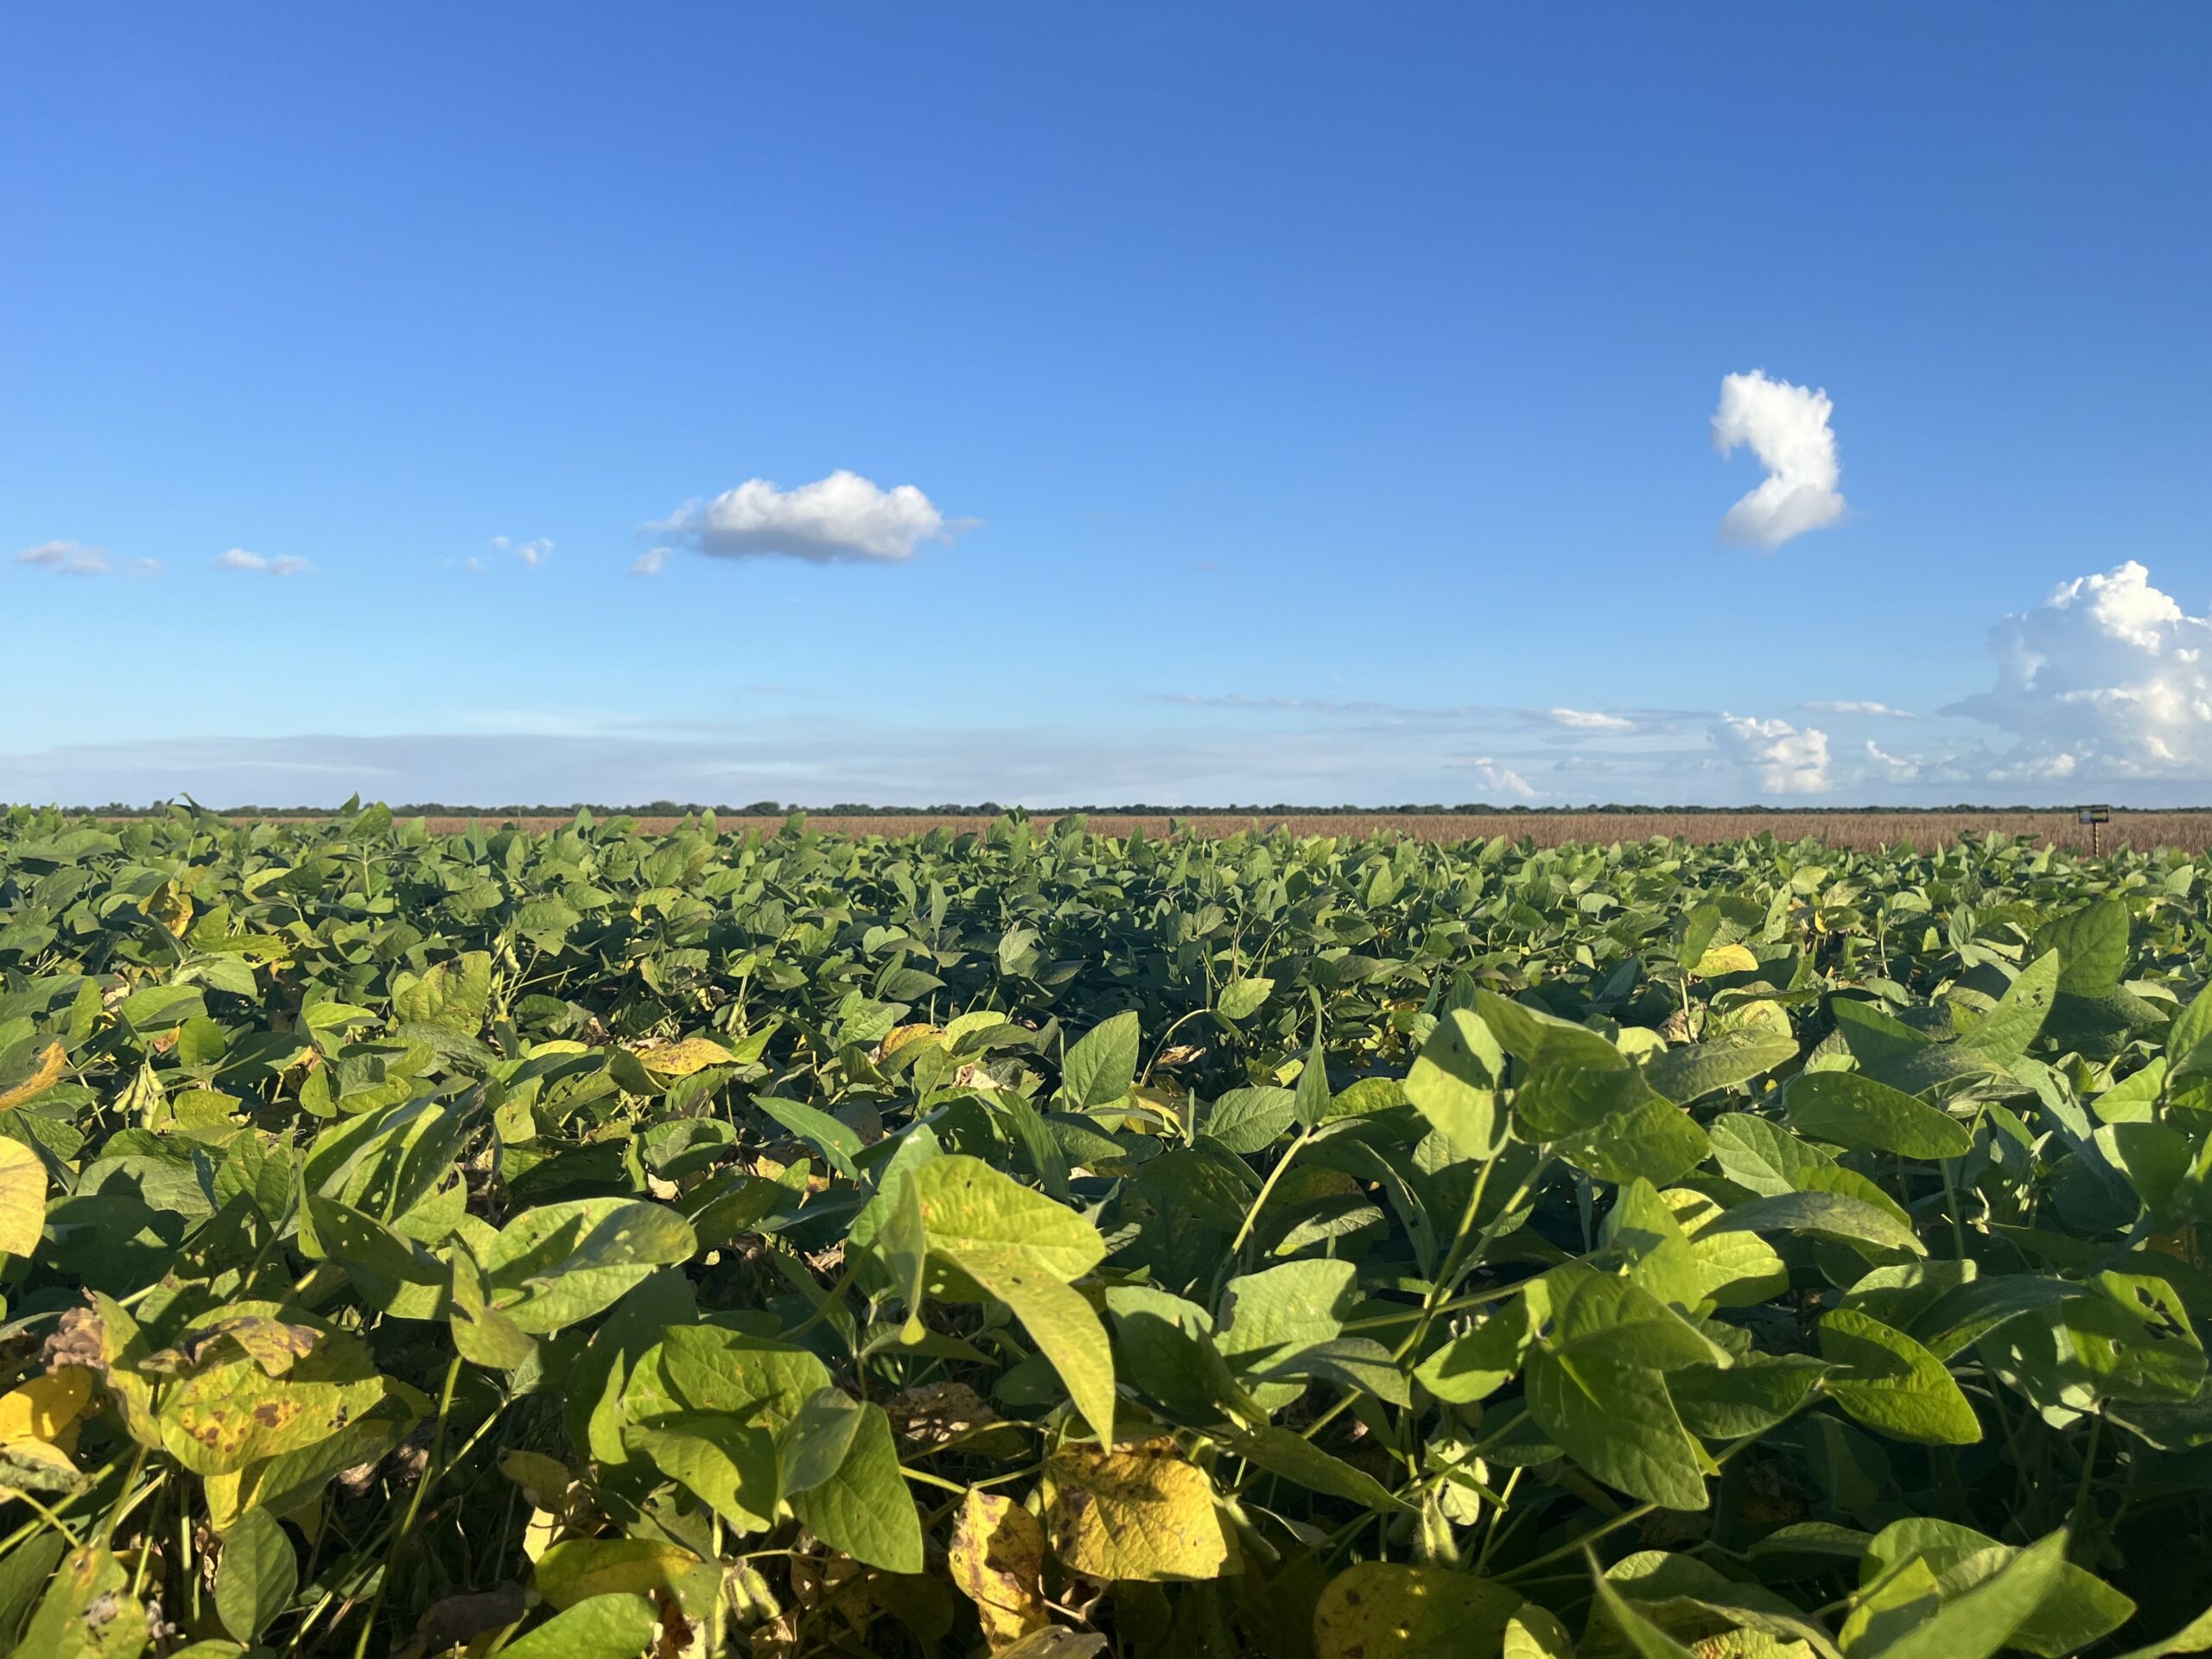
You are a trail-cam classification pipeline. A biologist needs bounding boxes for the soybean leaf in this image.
[1785,1071,1974,1160]
[213,1507,296,1644]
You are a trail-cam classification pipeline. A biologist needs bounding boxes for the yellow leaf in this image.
[1040,1442,1237,1582]
[0,1139,48,1256]
[949,1489,1048,1651]
[0,1042,67,1112]
[627,1037,736,1079]
[1693,944,1761,978]
[533,1537,702,1609]
[499,1449,575,1510]
[205,1471,246,1532]
[0,1369,92,1446]
[1313,1562,1525,1659]
[880,1024,945,1060]
[150,881,194,938]
[524,1507,561,1563]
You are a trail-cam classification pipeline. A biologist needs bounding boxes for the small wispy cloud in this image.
[1800,699,1914,718]
[1452,755,1541,799]
[15,541,160,576]
[1543,707,1635,732]
[213,549,312,576]
[1864,740,1920,782]
[490,536,553,569]
[1712,370,1847,550]
[631,546,671,577]
[656,470,969,565]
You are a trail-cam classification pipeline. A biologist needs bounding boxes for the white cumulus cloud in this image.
[15,540,159,575]
[1714,712,1833,794]
[658,470,964,565]
[213,549,311,576]
[1946,560,2212,779]
[1712,371,1847,549]
[1544,707,1636,732]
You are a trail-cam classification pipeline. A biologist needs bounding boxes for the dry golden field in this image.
[395,810,2212,854]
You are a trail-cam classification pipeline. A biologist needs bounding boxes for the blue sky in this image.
[5,3,2209,807]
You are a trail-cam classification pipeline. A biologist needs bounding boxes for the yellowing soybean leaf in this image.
[950,1489,1049,1651]
[1311,1561,1524,1659]
[0,1139,48,1257]
[629,1035,737,1079]
[534,1537,702,1610]
[1693,944,1761,977]
[911,1156,1106,1282]
[391,950,493,1033]
[0,1367,92,1443]
[156,1322,389,1477]
[1042,1443,1237,1581]
[0,1042,67,1111]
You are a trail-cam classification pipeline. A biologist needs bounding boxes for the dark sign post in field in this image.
[2079,801,2112,854]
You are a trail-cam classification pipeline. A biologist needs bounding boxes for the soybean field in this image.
[1,802,2210,1659]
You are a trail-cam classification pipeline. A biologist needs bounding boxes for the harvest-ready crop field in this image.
[2,803,2210,1658]
[392,812,2212,855]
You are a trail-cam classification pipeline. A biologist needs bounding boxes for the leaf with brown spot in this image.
[17,1543,143,1657]
[950,1489,1048,1651]
[156,1309,388,1476]
[185,1316,323,1377]
[42,1296,160,1450]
